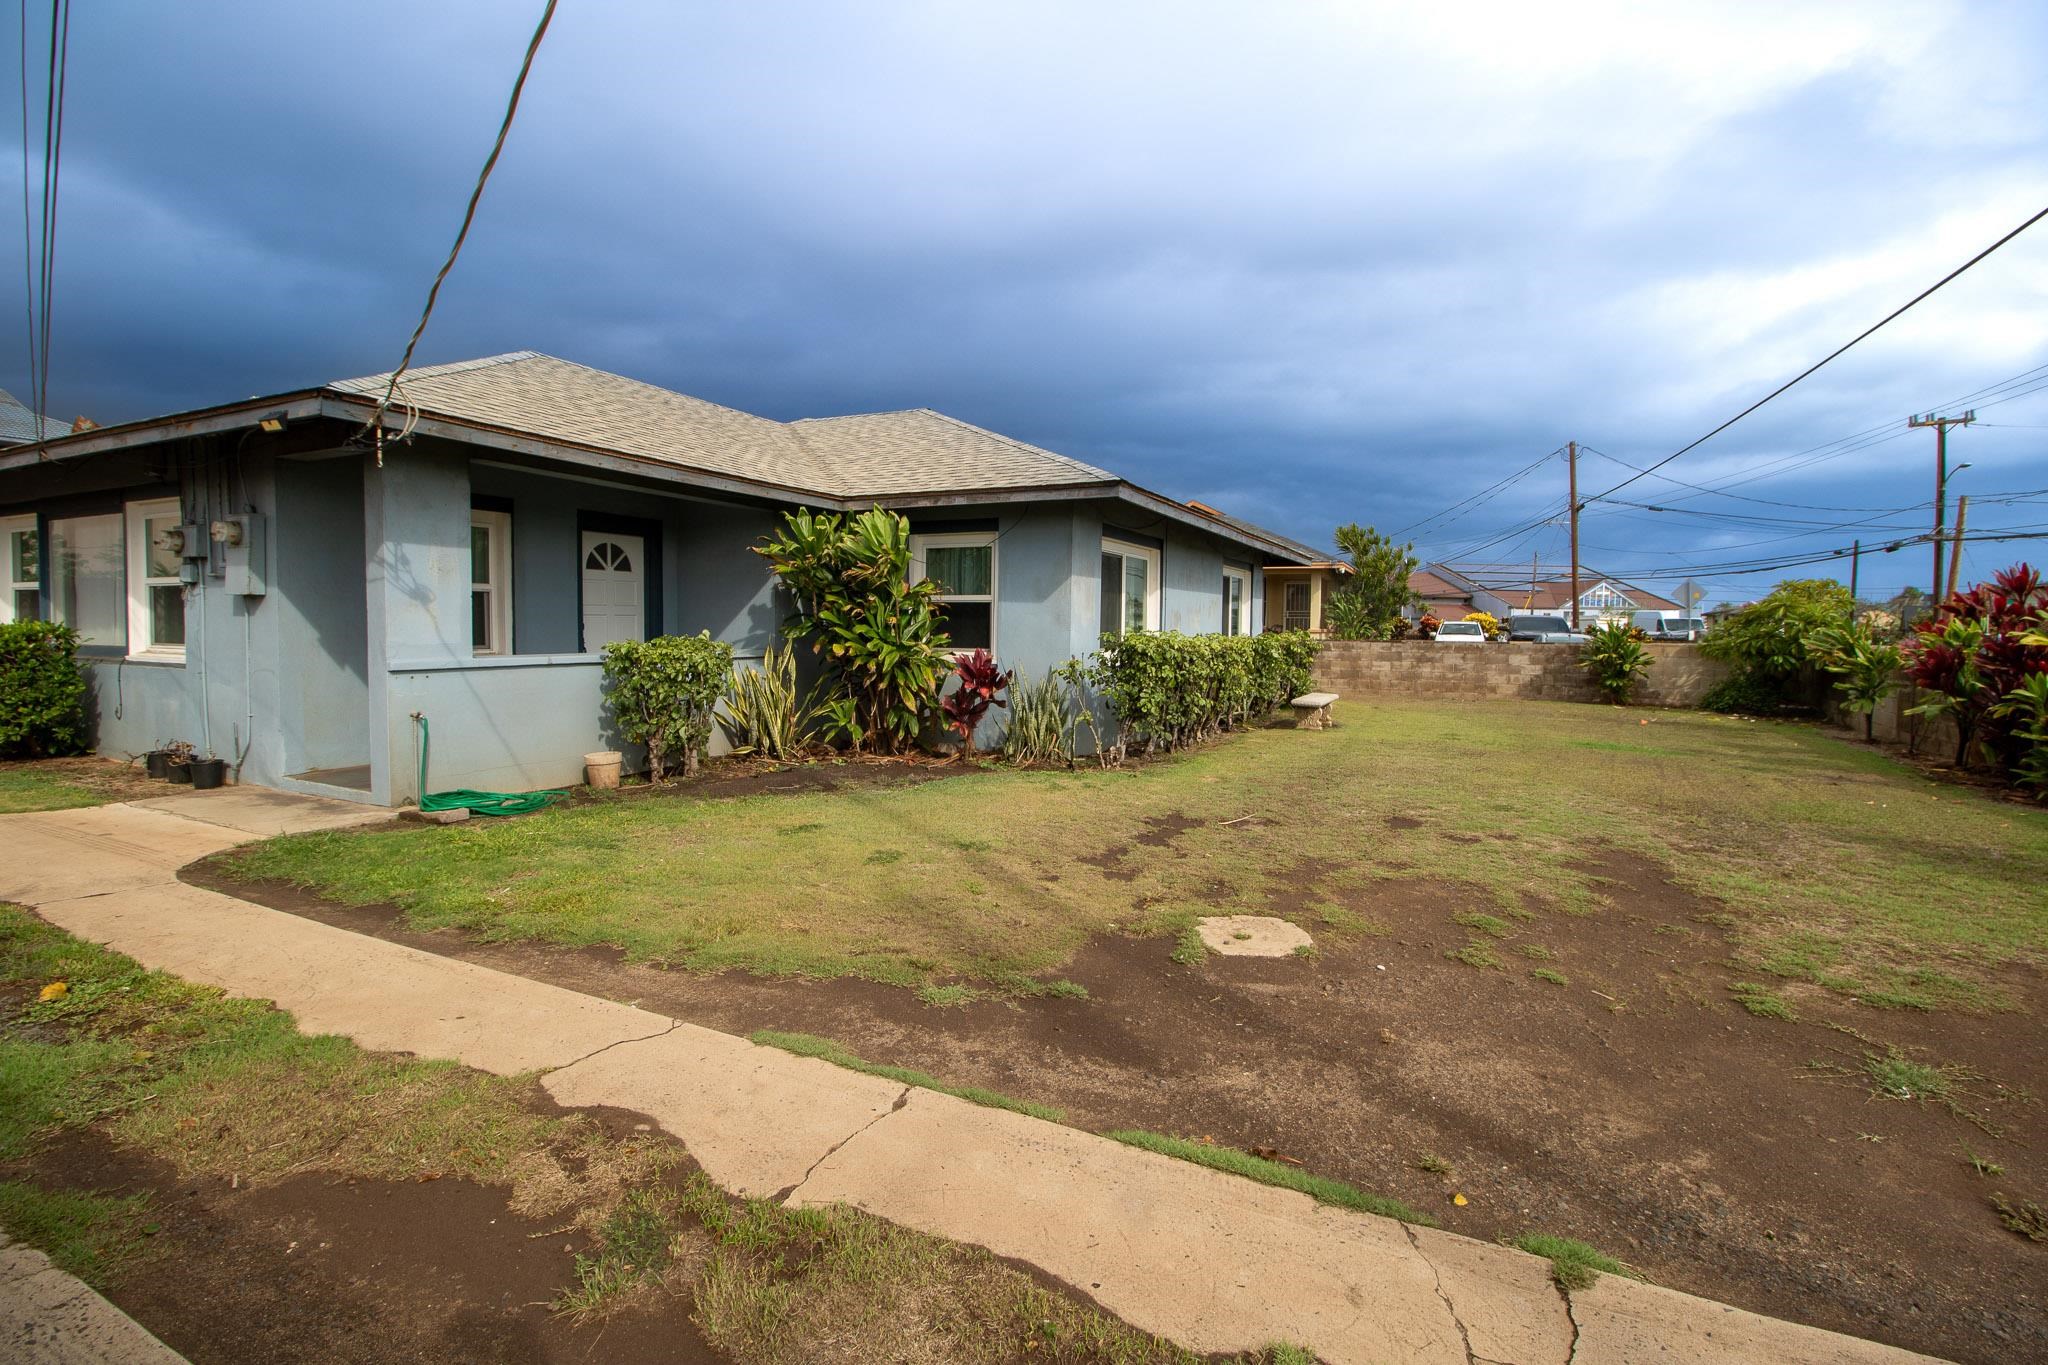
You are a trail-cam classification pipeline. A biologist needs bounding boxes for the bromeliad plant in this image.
[1807,621,1904,742]
[1577,621,1652,704]
[939,649,1013,758]
[754,507,949,753]
[1904,563,2048,772]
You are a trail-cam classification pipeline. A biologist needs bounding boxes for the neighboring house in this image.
[1505,570,1680,627]
[1405,563,1515,622]
[0,352,1315,805]
[0,389,58,447]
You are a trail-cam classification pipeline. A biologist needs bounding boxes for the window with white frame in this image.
[48,512,123,646]
[125,499,186,658]
[1221,568,1249,636]
[1099,537,1160,637]
[471,509,513,656]
[1582,584,1630,610]
[909,531,995,652]
[0,514,36,623]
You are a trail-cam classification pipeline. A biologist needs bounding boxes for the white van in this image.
[1630,610,1706,641]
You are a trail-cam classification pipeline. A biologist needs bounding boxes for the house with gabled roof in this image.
[0,352,1315,803]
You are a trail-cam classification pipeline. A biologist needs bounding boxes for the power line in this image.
[364,0,559,462]
[1582,202,2048,505]
[1390,445,1561,538]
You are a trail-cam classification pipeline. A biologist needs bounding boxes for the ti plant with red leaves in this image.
[1903,563,2048,772]
[940,649,1013,757]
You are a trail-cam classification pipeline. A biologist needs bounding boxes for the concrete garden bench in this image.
[1289,692,1338,730]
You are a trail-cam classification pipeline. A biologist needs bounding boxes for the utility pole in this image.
[1945,495,1970,599]
[1908,410,1974,603]
[1567,439,1581,630]
[1848,540,1861,613]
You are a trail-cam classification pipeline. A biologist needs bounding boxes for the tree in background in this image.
[1323,524,1420,640]
[1698,578,1854,713]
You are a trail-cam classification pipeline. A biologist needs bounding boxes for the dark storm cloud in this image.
[8,1,2047,602]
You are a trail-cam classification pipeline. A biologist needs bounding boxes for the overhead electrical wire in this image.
[1390,445,1562,538]
[363,0,558,461]
[18,0,70,450]
[1580,202,2048,505]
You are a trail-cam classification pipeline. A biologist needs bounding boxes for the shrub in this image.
[1807,621,1904,742]
[1906,564,2048,772]
[1699,578,1853,710]
[755,507,948,753]
[0,620,88,758]
[601,632,733,781]
[939,649,1012,757]
[719,645,816,761]
[1000,670,1075,766]
[1418,612,1442,638]
[1993,674,2048,793]
[1578,621,1652,703]
[1088,630,1316,755]
[1700,672,1789,716]
[1463,610,1503,640]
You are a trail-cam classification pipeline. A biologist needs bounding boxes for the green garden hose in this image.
[413,715,563,817]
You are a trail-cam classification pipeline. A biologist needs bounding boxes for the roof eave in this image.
[0,390,331,471]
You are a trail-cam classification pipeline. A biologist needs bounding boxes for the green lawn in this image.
[0,758,159,813]
[216,701,2048,1008]
[0,767,109,813]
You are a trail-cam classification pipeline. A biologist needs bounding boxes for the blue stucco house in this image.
[0,352,1320,805]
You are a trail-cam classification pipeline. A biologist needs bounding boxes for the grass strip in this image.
[1107,1129,1437,1227]
[750,1030,1063,1122]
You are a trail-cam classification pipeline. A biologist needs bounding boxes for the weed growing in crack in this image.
[1510,1233,1637,1292]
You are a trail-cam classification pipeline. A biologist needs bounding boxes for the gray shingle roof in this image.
[330,352,830,493]
[789,408,1114,496]
[0,388,56,445]
[325,351,1304,558]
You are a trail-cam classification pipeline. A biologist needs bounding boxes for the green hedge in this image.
[1088,630,1316,754]
[0,620,88,758]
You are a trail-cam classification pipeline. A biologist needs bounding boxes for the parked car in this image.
[1434,620,1488,644]
[1628,610,1708,641]
[1506,614,1588,644]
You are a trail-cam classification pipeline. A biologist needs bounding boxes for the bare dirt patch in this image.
[9,1126,714,1365]
[192,849,2048,1364]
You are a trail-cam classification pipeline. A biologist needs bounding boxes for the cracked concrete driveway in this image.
[1,796,1944,1365]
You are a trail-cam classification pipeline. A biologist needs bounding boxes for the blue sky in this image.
[6,1,2046,605]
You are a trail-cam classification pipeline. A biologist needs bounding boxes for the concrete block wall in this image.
[1311,641,1730,708]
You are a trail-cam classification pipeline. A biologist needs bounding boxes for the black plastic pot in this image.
[165,760,193,784]
[189,758,226,790]
[144,750,170,779]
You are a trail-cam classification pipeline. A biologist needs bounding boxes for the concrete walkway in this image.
[1,1231,188,1364]
[0,795,1942,1365]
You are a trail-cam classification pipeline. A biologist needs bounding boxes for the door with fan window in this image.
[580,531,645,651]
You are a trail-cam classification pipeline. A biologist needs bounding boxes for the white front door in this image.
[581,531,646,651]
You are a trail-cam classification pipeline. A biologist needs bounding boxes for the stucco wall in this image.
[1312,640,1729,707]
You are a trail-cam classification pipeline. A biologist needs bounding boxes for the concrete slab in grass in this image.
[128,787,392,837]
[0,808,245,904]
[1196,914,1313,957]
[542,1024,909,1198]
[787,1087,1468,1365]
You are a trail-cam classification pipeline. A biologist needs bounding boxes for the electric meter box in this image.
[214,514,267,596]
